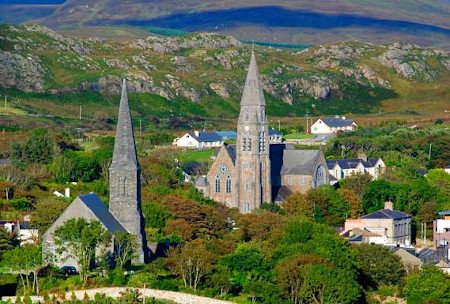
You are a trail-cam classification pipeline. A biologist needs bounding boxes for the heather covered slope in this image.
[0,24,449,124]
[1,0,450,47]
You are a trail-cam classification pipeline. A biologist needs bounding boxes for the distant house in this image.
[1,220,38,245]
[269,129,283,143]
[311,116,357,134]
[326,157,385,181]
[343,201,412,246]
[433,210,450,247]
[173,131,224,148]
[389,247,422,274]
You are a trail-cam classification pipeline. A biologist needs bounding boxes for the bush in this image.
[128,272,155,287]
[10,198,33,211]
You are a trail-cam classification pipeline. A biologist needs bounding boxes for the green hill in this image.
[0,24,449,129]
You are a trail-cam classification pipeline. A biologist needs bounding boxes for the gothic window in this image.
[244,202,250,212]
[215,175,221,193]
[245,177,250,192]
[259,131,266,153]
[218,164,228,175]
[260,108,265,121]
[315,166,324,186]
[118,176,127,196]
[242,136,252,152]
[226,176,232,193]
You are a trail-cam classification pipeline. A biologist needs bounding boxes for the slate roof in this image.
[187,131,223,142]
[281,149,322,175]
[438,210,450,216]
[194,175,208,188]
[326,158,381,170]
[361,208,411,220]
[269,129,282,136]
[240,51,265,106]
[224,144,237,164]
[321,117,355,128]
[78,193,126,233]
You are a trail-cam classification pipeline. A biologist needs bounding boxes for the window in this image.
[242,136,251,152]
[244,202,250,212]
[259,131,266,153]
[226,176,232,193]
[215,175,221,193]
[118,176,127,196]
[245,177,251,191]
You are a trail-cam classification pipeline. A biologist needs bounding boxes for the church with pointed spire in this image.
[42,80,147,268]
[196,53,329,213]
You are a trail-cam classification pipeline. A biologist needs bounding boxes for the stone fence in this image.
[2,287,235,304]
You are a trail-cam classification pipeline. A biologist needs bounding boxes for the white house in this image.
[1,220,38,245]
[173,131,224,148]
[311,116,357,134]
[342,201,412,246]
[326,157,385,181]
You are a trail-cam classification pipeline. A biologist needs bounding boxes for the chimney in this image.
[342,116,346,120]
[65,187,71,198]
[384,201,394,210]
[194,130,200,137]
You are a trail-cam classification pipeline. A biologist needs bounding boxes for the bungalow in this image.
[342,201,412,246]
[173,131,224,148]
[311,116,357,134]
[327,157,385,181]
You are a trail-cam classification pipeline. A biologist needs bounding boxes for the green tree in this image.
[352,244,405,288]
[404,265,450,303]
[113,231,138,270]
[1,245,42,295]
[10,129,54,168]
[31,198,70,234]
[53,218,110,286]
[340,173,372,200]
[0,227,16,259]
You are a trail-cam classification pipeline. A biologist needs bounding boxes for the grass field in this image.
[177,148,216,163]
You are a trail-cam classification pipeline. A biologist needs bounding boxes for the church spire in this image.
[240,51,265,106]
[110,79,139,169]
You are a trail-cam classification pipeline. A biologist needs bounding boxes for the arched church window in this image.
[315,166,325,186]
[215,175,221,193]
[259,131,266,153]
[242,136,252,152]
[226,176,232,193]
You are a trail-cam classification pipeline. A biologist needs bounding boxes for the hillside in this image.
[1,0,450,47]
[0,24,449,129]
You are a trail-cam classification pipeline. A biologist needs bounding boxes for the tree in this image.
[10,129,54,168]
[352,244,405,288]
[282,192,314,218]
[0,226,16,259]
[1,245,41,295]
[404,265,450,303]
[113,231,137,270]
[340,173,372,200]
[31,198,70,234]
[53,218,110,286]
[166,239,214,290]
[337,188,362,218]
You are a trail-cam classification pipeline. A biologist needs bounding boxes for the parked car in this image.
[60,265,77,276]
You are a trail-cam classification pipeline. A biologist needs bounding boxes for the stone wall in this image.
[3,287,234,304]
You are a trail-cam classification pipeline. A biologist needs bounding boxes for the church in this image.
[42,80,147,268]
[195,52,329,213]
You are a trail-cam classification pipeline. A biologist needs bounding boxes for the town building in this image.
[173,131,224,148]
[195,52,329,213]
[327,157,385,181]
[310,116,357,134]
[43,80,147,269]
[343,201,412,246]
[433,210,450,247]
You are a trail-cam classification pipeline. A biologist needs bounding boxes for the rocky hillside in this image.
[0,24,449,121]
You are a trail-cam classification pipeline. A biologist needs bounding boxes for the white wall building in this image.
[311,116,357,134]
[327,158,385,181]
[173,131,224,148]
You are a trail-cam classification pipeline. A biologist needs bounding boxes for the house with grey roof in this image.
[173,131,224,148]
[327,157,385,181]
[343,201,412,246]
[433,210,450,247]
[310,116,357,134]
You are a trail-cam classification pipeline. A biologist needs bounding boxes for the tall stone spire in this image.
[110,79,139,170]
[109,80,147,264]
[234,52,271,213]
[240,51,266,107]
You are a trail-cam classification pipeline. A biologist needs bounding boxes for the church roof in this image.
[110,79,139,170]
[78,193,126,233]
[281,149,322,175]
[240,51,265,107]
[224,144,237,164]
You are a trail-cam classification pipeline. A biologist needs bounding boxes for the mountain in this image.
[1,0,450,47]
[1,24,449,128]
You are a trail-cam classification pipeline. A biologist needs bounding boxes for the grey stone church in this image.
[195,52,329,213]
[42,80,147,268]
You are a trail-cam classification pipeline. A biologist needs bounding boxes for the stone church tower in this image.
[234,52,271,213]
[109,80,147,263]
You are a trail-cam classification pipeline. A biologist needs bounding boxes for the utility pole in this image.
[4,95,7,109]
[278,120,281,131]
[79,105,82,120]
[428,143,432,160]
[139,119,142,139]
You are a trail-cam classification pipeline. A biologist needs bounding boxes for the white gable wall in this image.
[174,133,200,148]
